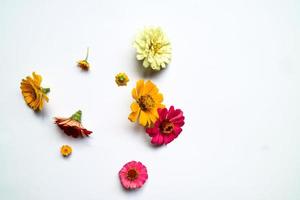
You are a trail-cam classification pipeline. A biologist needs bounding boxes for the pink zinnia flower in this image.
[119,161,148,190]
[146,106,185,145]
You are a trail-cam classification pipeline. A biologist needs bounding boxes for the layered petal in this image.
[119,161,148,190]
[54,110,92,138]
[146,106,185,146]
[20,72,49,111]
[128,79,164,127]
[134,27,172,71]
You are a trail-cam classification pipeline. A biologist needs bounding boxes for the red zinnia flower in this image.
[54,110,92,138]
[119,161,148,190]
[146,106,185,145]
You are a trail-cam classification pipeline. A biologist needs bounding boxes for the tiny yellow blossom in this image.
[60,145,72,157]
[77,48,90,70]
[134,27,172,71]
[115,72,129,86]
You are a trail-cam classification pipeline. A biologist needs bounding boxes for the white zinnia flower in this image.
[134,27,172,71]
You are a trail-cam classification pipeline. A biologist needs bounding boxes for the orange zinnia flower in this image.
[20,72,50,111]
[128,80,164,127]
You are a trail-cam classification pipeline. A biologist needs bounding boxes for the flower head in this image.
[54,110,92,138]
[60,145,72,157]
[146,106,185,145]
[134,27,172,71]
[128,80,164,127]
[115,72,129,86]
[20,72,50,111]
[119,161,148,190]
[77,48,90,70]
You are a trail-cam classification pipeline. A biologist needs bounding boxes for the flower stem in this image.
[85,47,89,61]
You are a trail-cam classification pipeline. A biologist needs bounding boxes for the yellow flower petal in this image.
[139,111,148,126]
[135,79,144,98]
[128,110,140,122]
[143,80,158,96]
[132,88,138,99]
[130,102,140,112]
[153,93,163,104]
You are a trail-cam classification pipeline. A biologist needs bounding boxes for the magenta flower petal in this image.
[158,107,168,121]
[146,106,185,146]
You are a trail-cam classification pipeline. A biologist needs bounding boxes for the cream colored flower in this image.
[134,27,172,71]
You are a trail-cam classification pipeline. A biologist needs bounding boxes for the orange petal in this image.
[136,80,144,98]
[131,88,138,100]
[32,72,42,86]
[139,111,148,126]
[149,110,158,123]
[128,110,140,122]
[130,102,140,112]
[153,93,163,104]
[143,80,158,95]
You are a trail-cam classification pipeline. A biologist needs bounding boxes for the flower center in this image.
[160,120,174,135]
[119,76,125,81]
[127,169,139,181]
[150,42,162,54]
[138,95,155,111]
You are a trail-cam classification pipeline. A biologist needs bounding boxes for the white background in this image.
[0,0,299,199]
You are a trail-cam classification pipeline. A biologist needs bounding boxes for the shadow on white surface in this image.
[117,175,147,195]
[132,55,170,79]
[33,107,50,120]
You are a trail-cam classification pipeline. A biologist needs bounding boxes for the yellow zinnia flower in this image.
[134,27,172,71]
[128,80,164,127]
[20,72,50,111]
[115,72,129,86]
[77,48,90,70]
[60,145,72,157]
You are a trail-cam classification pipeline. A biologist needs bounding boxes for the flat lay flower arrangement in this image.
[20,27,185,190]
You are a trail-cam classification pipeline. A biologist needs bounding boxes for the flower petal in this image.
[130,102,140,112]
[128,110,140,122]
[139,111,148,126]
[136,80,144,98]
[151,134,164,145]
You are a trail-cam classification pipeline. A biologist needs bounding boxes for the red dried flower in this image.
[54,110,92,138]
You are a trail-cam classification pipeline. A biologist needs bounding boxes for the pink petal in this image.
[146,127,159,137]
[122,179,131,189]
[173,126,183,137]
[168,109,182,121]
[151,134,164,145]
[158,107,168,121]
[129,181,138,189]
[166,106,175,119]
[163,134,176,144]
[139,174,148,181]
[172,117,185,127]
